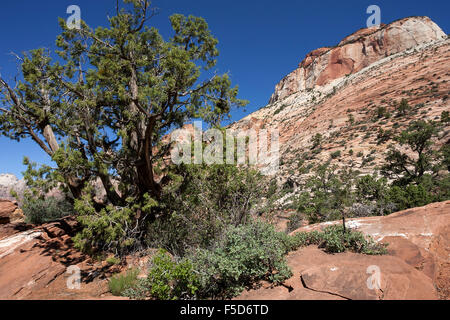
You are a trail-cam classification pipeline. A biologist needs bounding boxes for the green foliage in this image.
[385,184,433,211]
[347,114,355,126]
[144,249,199,300]
[192,221,292,299]
[355,174,388,202]
[123,222,294,300]
[377,128,393,145]
[22,195,74,225]
[310,133,323,150]
[146,163,268,256]
[396,98,411,117]
[288,225,387,255]
[441,111,450,124]
[109,268,139,296]
[330,150,341,159]
[73,190,158,255]
[382,120,440,185]
[106,256,121,265]
[375,106,390,120]
[296,164,354,223]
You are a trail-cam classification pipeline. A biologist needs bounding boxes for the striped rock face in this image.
[269,16,446,104]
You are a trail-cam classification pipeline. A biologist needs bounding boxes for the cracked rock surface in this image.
[237,201,449,300]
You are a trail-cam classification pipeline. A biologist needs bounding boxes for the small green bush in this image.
[192,221,292,299]
[22,195,74,225]
[386,184,432,211]
[146,250,199,300]
[288,225,387,255]
[109,268,139,296]
[106,256,121,265]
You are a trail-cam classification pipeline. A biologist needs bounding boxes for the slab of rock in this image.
[0,217,120,300]
[238,201,450,300]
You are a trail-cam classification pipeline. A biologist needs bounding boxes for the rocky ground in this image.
[237,201,450,300]
[230,16,449,184]
[1,198,448,300]
[0,200,126,300]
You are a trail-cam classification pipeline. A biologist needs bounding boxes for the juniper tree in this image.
[0,0,247,207]
[381,120,440,185]
[0,1,247,252]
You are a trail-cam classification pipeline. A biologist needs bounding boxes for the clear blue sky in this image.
[0,0,448,178]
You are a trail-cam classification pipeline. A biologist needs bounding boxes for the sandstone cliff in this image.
[231,16,449,184]
[269,16,446,103]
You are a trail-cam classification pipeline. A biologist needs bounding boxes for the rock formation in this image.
[269,16,446,103]
[0,215,126,300]
[231,16,449,183]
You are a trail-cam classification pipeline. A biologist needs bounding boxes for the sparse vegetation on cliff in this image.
[288,110,449,226]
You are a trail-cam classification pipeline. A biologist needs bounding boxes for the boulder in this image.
[0,200,18,224]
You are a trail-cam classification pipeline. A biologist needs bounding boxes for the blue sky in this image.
[0,0,448,178]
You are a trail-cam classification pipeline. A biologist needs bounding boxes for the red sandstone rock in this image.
[0,200,18,225]
[0,217,120,300]
[269,17,446,104]
[237,201,449,300]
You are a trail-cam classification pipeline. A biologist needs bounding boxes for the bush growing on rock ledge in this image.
[287,225,388,255]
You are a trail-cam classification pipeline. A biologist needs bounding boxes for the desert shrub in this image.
[106,256,121,265]
[355,174,388,202]
[386,184,433,211]
[286,213,303,233]
[396,98,411,116]
[349,203,377,217]
[146,164,268,256]
[318,225,386,254]
[377,128,393,145]
[109,268,139,296]
[311,133,323,150]
[144,249,199,300]
[73,192,157,255]
[330,150,341,159]
[288,225,387,255]
[22,195,74,225]
[296,164,354,224]
[192,221,292,299]
[123,221,293,300]
[441,111,450,124]
[375,106,390,120]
